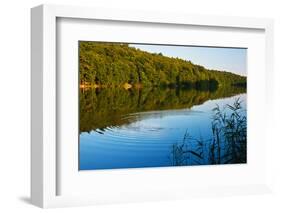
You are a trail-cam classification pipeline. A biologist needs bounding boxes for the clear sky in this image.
[130,44,247,76]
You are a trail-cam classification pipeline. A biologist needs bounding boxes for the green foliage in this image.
[79,42,247,87]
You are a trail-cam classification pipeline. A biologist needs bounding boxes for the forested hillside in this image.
[79,42,246,89]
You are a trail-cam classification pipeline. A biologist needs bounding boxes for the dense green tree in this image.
[79,41,247,88]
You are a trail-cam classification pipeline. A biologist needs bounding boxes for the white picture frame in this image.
[31,4,274,208]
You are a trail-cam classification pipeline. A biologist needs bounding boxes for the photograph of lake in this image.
[79,42,247,170]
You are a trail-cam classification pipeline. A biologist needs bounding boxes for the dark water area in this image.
[79,86,247,170]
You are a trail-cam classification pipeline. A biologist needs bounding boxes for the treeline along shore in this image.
[79,42,246,90]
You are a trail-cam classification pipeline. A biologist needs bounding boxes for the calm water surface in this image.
[79,88,246,170]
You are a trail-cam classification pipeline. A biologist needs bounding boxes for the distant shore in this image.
[80,83,143,90]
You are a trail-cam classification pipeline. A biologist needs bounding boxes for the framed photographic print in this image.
[31,4,274,208]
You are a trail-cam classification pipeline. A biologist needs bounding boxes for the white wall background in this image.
[0,0,280,212]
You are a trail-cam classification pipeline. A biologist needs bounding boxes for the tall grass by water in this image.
[169,98,247,166]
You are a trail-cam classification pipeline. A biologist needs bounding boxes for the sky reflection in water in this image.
[79,94,246,170]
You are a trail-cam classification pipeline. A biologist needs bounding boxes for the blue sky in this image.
[130,44,247,76]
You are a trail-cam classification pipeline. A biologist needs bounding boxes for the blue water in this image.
[79,94,246,170]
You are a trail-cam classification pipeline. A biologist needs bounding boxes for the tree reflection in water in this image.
[79,85,246,133]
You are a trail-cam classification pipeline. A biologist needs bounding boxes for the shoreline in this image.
[80,83,143,90]
[79,82,246,91]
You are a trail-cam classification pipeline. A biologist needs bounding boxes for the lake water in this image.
[79,87,246,170]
